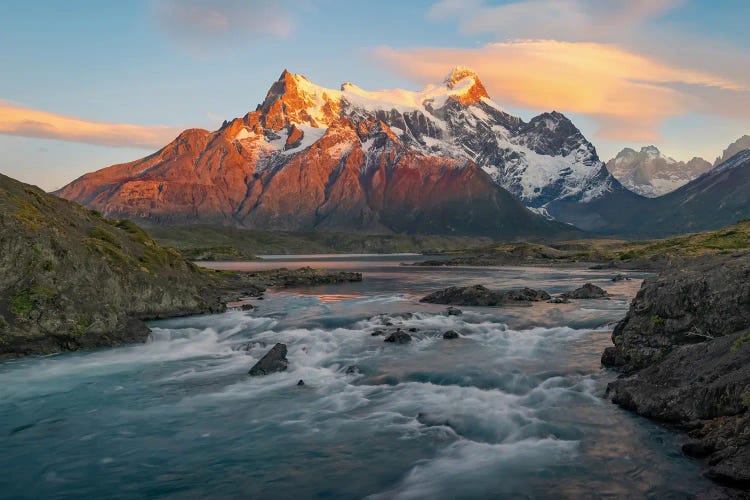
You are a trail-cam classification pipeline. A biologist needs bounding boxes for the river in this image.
[0,255,715,498]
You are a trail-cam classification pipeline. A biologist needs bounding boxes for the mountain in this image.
[714,135,750,166]
[56,68,634,236]
[622,150,750,236]
[606,146,712,198]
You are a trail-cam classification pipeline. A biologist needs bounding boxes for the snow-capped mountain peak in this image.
[250,70,619,218]
[606,145,711,197]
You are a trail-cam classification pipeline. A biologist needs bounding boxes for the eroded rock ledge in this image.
[602,253,750,490]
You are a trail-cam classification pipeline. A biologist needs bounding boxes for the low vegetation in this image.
[147,225,495,258]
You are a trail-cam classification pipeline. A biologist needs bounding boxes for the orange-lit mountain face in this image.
[56,68,624,236]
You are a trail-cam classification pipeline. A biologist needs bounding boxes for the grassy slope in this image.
[417,220,750,265]
[0,174,222,356]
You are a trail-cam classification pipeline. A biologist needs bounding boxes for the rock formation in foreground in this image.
[0,173,361,358]
[602,252,750,489]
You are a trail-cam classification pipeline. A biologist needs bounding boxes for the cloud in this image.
[374,40,749,141]
[153,0,294,50]
[0,102,181,148]
[427,0,682,42]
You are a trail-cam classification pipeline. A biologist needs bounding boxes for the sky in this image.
[1,0,749,191]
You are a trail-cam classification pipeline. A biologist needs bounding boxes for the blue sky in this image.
[1,0,749,190]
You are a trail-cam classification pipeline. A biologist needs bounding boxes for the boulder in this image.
[248,343,288,376]
[560,283,608,299]
[345,365,361,375]
[443,330,460,339]
[384,329,412,344]
[445,307,463,316]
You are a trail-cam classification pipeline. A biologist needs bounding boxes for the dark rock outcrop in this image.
[602,252,750,490]
[384,330,412,344]
[602,253,750,372]
[443,330,460,339]
[420,285,550,306]
[249,343,288,376]
[560,283,608,299]
[445,307,463,316]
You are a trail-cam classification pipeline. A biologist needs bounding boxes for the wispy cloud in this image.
[0,101,181,148]
[427,0,682,42]
[374,40,748,141]
[375,0,750,142]
[153,0,295,51]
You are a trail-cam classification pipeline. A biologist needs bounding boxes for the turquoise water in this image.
[0,257,715,498]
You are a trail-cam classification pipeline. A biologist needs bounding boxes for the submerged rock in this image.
[297,379,305,386]
[345,365,361,375]
[420,285,549,306]
[248,343,288,376]
[384,329,412,344]
[560,283,608,299]
[443,330,460,339]
[611,274,631,282]
[547,297,570,304]
[445,307,463,316]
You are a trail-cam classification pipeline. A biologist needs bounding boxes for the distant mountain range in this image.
[605,146,712,198]
[605,136,750,198]
[54,68,750,239]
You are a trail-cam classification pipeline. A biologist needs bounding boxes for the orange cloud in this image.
[374,40,748,141]
[0,102,181,148]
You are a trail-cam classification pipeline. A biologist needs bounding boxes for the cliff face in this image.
[602,253,750,489]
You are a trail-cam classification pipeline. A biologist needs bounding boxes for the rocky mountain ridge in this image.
[56,68,634,235]
[606,145,712,198]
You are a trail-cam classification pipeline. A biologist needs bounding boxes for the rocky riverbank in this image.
[0,173,361,359]
[602,252,750,491]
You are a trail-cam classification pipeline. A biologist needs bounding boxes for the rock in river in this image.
[420,285,550,306]
[384,329,412,344]
[249,343,288,376]
[443,330,460,339]
[560,283,608,299]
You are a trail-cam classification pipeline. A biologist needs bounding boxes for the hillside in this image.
[411,219,750,268]
[0,174,361,357]
[0,173,225,357]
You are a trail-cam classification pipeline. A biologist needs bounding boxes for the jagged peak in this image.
[443,66,478,87]
[442,66,489,105]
